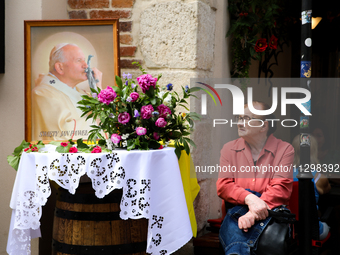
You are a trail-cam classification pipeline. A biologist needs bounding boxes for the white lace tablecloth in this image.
[7,145,192,255]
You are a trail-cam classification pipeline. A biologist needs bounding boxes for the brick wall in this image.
[67,0,141,69]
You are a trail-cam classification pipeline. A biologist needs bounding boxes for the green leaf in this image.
[187,112,201,120]
[183,140,190,155]
[7,155,20,171]
[145,86,155,98]
[13,140,30,155]
[98,139,106,146]
[178,104,190,111]
[111,86,123,96]
[127,139,136,151]
[49,141,61,146]
[189,87,200,93]
[56,143,72,153]
[77,139,89,149]
[184,137,197,149]
[174,145,182,160]
[149,140,161,149]
[115,75,123,90]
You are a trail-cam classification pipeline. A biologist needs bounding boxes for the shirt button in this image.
[252,179,255,182]
[260,223,264,226]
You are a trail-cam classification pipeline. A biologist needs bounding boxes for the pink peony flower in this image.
[155,117,167,128]
[118,112,131,125]
[157,104,172,118]
[141,105,154,119]
[130,92,139,102]
[69,147,78,153]
[111,133,121,144]
[136,127,147,136]
[153,132,160,140]
[136,74,158,93]
[91,146,102,153]
[98,86,117,105]
[61,142,68,147]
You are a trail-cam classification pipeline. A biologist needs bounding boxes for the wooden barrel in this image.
[52,183,148,255]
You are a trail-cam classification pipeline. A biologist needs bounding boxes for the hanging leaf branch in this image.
[227,0,291,78]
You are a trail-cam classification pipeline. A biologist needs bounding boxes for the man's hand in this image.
[245,193,269,220]
[238,211,256,232]
[92,67,103,90]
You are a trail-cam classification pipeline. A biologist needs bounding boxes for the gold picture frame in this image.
[24,19,120,142]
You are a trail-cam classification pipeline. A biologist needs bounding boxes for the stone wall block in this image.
[120,59,142,69]
[90,10,131,19]
[120,34,133,45]
[68,0,109,9]
[197,2,215,70]
[120,46,137,57]
[112,0,135,8]
[120,22,132,32]
[68,10,88,19]
[139,1,198,69]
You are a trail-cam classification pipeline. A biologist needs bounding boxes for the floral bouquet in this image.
[77,63,201,159]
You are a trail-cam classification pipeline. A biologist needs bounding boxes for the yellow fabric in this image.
[168,143,200,237]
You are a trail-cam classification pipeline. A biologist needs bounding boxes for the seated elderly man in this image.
[216,101,294,255]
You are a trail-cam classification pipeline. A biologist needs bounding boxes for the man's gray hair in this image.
[49,43,78,72]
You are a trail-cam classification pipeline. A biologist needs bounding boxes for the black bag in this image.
[256,208,297,255]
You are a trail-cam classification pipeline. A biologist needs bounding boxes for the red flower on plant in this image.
[91,146,102,153]
[69,147,78,153]
[24,148,29,152]
[31,147,38,152]
[269,35,278,50]
[242,60,247,66]
[61,142,68,147]
[158,145,163,149]
[254,38,267,52]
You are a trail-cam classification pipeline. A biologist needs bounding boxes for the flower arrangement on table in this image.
[77,63,201,159]
[7,63,203,171]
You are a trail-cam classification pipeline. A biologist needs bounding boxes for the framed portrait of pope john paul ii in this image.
[24,19,120,142]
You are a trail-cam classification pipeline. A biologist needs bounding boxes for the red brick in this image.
[120,46,136,57]
[68,0,109,9]
[119,22,132,32]
[90,10,131,19]
[120,34,133,45]
[112,0,135,8]
[120,59,142,69]
[69,10,88,19]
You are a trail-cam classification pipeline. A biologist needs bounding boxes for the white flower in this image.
[122,141,128,147]
[158,91,172,106]
[164,95,172,106]
[106,139,113,150]
[164,141,170,148]
[121,134,130,140]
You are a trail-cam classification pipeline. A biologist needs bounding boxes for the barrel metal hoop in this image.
[55,207,121,221]
[57,188,122,204]
[52,239,147,255]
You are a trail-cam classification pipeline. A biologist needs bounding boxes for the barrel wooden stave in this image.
[52,185,147,255]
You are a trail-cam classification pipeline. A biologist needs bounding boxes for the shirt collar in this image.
[231,134,277,157]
